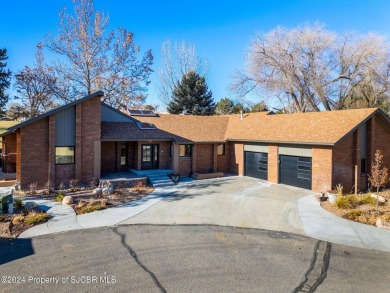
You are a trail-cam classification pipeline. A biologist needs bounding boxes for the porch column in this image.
[173,143,180,173]
[48,115,55,184]
[192,144,197,174]
[94,141,101,178]
[213,144,218,172]
[116,142,122,172]
[75,104,82,182]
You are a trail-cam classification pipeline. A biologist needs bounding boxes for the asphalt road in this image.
[0,225,389,293]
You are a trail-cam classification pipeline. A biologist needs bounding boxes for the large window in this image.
[55,147,75,165]
[179,144,192,157]
[217,143,225,156]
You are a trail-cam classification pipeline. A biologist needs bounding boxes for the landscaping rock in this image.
[376,218,390,230]
[62,196,74,205]
[93,188,102,196]
[102,187,114,195]
[24,202,38,210]
[370,193,386,203]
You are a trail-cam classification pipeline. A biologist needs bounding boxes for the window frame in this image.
[179,144,192,158]
[217,143,225,156]
[55,146,75,165]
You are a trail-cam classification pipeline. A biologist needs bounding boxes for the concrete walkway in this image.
[17,176,390,252]
[19,188,176,238]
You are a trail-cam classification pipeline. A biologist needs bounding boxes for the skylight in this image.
[137,122,156,129]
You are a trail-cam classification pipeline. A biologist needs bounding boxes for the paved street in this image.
[1,225,389,293]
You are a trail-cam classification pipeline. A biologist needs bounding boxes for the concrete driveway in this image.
[122,176,314,235]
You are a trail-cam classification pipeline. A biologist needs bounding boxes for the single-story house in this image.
[1,91,390,192]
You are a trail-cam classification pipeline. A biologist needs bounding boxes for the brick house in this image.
[1,91,390,192]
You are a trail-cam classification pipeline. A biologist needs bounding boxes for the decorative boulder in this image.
[102,187,114,195]
[62,195,74,205]
[93,188,102,196]
[24,201,38,210]
[376,218,390,230]
[370,193,386,203]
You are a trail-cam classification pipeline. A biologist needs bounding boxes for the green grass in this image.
[77,203,104,215]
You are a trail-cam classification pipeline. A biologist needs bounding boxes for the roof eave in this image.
[226,138,335,146]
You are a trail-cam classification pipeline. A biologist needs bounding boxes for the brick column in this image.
[75,104,82,182]
[192,144,197,174]
[268,144,279,183]
[213,144,218,172]
[173,143,179,173]
[48,115,56,185]
[312,147,332,192]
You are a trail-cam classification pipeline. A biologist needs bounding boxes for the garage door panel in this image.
[245,152,268,180]
[280,155,312,190]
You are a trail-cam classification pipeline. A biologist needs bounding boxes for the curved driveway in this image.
[122,176,312,235]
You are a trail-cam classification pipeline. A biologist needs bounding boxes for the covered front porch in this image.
[100,140,228,178]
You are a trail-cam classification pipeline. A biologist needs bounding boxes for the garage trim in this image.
[244,144,268,153]
[279,144,312,157]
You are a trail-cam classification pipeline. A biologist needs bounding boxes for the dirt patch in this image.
[0,209,50,241]
[321,190,390,228]
[22,184,155,215]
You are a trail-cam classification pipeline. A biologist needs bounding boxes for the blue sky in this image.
[1,0,390,109]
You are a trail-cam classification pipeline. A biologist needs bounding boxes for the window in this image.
[55,147,75,165]
[121,143,127,166]
[217,143,225,156]
[179,144,192,157]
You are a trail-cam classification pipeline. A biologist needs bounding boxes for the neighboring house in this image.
[0,120,20,172]
[1,91,390,192]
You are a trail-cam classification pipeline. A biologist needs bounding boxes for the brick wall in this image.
[373,114,390,188]
[19,118,50,189]
[179,158,192,175]
[332,131,357,192]
[228,142,244,175]
[76,97,101,183]
[55,165,75,186]
[217,143,229,173]
[267,144,279,183]
[159,141,171,169]
[312,146,332,192]
[101,141,117,173]
[195,144,214,173]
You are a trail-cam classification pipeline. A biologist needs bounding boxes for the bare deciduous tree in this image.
[232,24,390,113]
[14,44,58,118]
[157,40,209,105]
[44,0,153,109]
[368,150,389,210]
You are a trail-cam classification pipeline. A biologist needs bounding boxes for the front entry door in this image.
[141,144,159,170]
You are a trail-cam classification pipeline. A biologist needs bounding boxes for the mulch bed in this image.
[321,190,390,227]
[0,208,50,242]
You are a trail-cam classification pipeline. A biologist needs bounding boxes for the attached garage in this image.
[244,144,268,180]
[279,145,312,190]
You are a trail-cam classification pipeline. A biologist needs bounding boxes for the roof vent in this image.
[136,122,156,129]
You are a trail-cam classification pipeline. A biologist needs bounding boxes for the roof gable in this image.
[0,91,104,137]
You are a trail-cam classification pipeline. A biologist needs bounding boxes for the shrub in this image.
[90,177,99,187]
[336,195,359,209]
[359,195,377,205]
[335,184,343,196]
[14,198,23,210]
[12,215,25,225]
[343,209,362,220]
[54,191,65,202]
[28,182,38,195]
[0,215,4,222]
[69,179,79,190]
[132,181,146,194]
[77,203,104,215]
[24,212,50,225]
[45,180,54,195]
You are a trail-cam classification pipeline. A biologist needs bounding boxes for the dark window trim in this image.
[179,144,192,158]
[55,146,75,165]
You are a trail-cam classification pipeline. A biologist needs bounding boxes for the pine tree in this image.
[216,98,234,115]
[0,48,12,115]
[167,71,215,115]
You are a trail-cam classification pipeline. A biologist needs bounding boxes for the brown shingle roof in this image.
[103,108,381,145]
[225,108,378,145]
[135,114,230,142]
